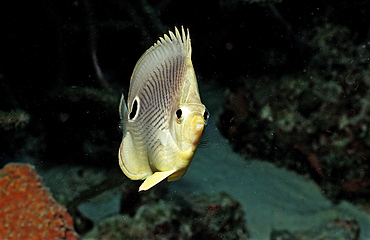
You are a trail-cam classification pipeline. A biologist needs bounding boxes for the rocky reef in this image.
[219,12,370,202]
[83,192,248,239]
[40,164,248,239]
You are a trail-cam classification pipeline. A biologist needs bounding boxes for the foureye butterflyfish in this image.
[118,26,209,191]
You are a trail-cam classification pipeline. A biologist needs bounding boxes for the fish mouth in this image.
[191,115,205,146]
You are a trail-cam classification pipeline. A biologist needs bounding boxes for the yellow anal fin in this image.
[139,170,176,191]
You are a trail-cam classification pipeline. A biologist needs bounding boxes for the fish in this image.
[118,26,209,191]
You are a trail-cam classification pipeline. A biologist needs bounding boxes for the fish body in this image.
[119,27,208,191]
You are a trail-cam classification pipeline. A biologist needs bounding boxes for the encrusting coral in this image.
[0,163,78,240]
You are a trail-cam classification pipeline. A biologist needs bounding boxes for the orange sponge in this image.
[0,163,78,240]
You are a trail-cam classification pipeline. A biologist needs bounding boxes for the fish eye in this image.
[176,109,182,121]
[203,108,210,123]
[129,98,139,120]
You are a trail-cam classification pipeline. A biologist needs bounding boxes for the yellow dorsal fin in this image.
[129,26,191,95]
[139,170,177,191]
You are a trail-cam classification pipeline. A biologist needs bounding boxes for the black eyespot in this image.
[129,99,138,120]
[176,109,182,120]
[203,109,210,122]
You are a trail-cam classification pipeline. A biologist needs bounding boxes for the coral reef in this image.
[82,192,248,240]
[219,20,370,201]
[42,165,248,238]
[271,217,359,240]
[0,163,78,240]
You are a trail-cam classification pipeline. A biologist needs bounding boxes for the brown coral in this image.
[0,163,78,240]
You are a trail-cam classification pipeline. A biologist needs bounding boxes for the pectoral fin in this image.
[139,170,177,191]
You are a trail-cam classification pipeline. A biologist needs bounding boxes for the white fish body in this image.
[119,27,208,191]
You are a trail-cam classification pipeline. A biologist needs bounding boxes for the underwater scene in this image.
[1,0,369,239]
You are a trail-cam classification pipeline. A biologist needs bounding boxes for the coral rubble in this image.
[0,163,78,240]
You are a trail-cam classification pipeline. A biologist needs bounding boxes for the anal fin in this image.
[139,170,176,191]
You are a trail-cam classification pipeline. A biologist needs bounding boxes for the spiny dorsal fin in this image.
[127,26,192,110]
[131,26,191,83]
[152,26,191,56]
